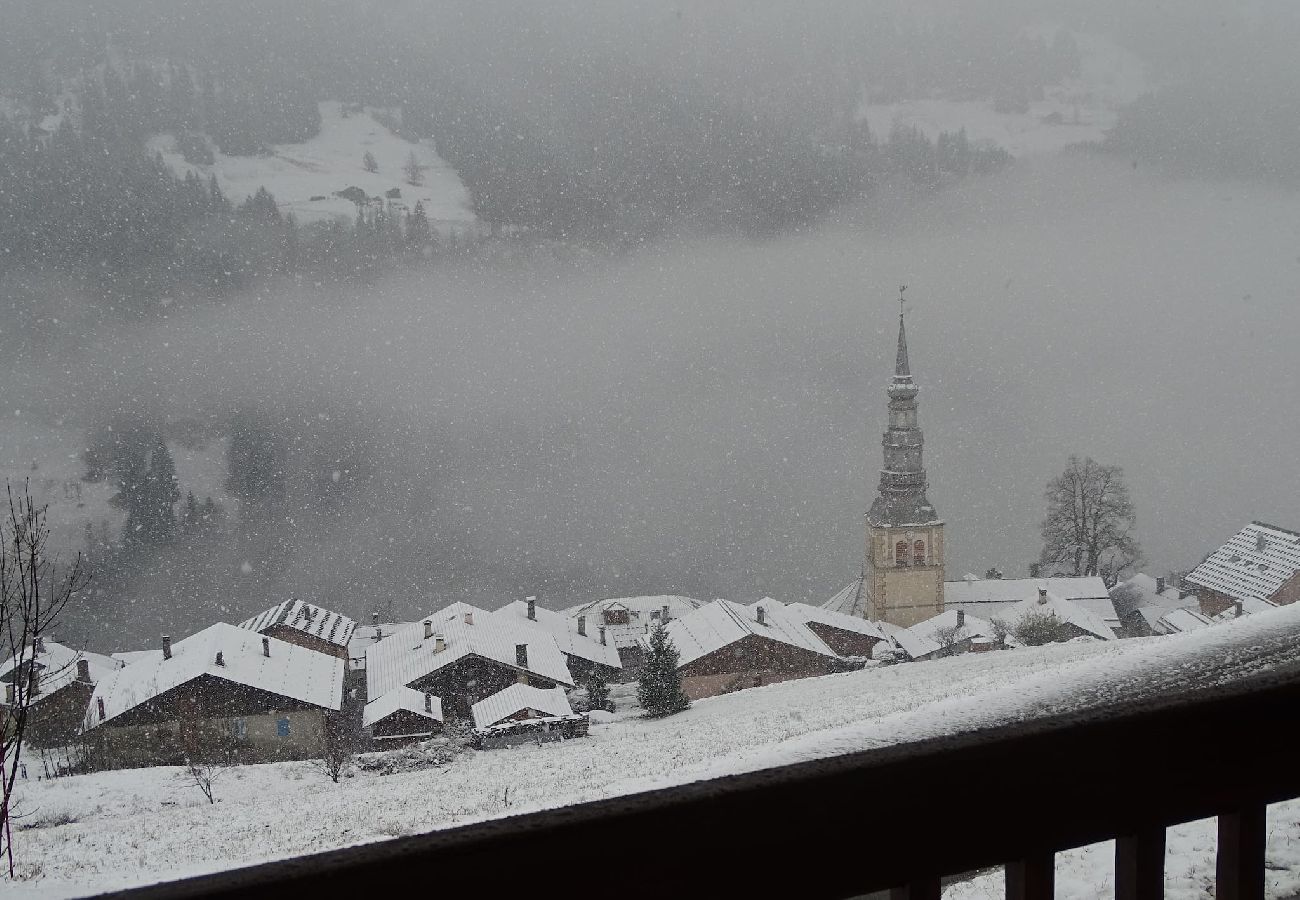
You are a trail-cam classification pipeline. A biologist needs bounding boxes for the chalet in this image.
[346,615,416,672]
[1185,521,1300,618]
[943,575,1120,636]
[500,596,622,682]
[363,602,573,720]
[471,683,587,749]
[363,686,443,743]
[655,599,840,701]
[563,595,704,674]
[907,609,1008,657]
[784,602,889,658]
[1210,595,1278,624]
[1145,607,1215,635]
[1110,573,1199,637]
[238,599,357,660]
[0,640,123,748]
[999,589,1118,643]
[875,621,942,662]
[84,623,344,769]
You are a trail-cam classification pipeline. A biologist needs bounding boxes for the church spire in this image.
[895,310,910,379]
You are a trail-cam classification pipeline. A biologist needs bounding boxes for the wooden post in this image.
[1116,827,1166,900]
[1006,853,1055,900]
[890,878,941,900]
[1216,805,1266,900]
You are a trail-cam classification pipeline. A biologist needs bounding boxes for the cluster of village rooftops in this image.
[2,514,1296,771]
[5,314,1298,769]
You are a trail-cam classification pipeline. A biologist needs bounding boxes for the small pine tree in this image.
[402,150,423,186]
[362,150,378,173]
[637,623,690,717]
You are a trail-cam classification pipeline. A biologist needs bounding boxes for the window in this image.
[276,718,291,737]
[896,541,910,566]
[231,718,247,740]
[914,540,926,567]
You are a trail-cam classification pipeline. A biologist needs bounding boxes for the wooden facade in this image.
[678,634,838,701]
[407,655,561,720]
[370,708,443,742]
[258,624,350,660]
[804,621,882,658]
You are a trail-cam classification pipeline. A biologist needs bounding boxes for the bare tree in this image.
[184,761,221,805]
[933,624,967,657]
[1039,456,1142,588]
[316,713,354,784]
[402,150,423,186]
[1,483,88,876]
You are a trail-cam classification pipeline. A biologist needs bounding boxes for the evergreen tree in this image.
[586,669,610,711]
[402,150,423,186]
[362,150,378,173]
[406,200,433,252]
[636,622,690,717]
[133,436,180,545]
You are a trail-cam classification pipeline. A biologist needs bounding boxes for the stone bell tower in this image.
[859,300,945,627]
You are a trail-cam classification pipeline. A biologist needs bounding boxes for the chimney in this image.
[97,696,105,721]
[215,651,225,667]
[162,635,172,660]
[1037,588,1048,605]
[423,620,433,640]
[956,609,965,627]
[262,636,271,657]
[424,692,433,713]
[1234,599,1244,618]
[371,611,379,626]
[4,683,12,705]
[599,626,607,646]
[463,611,473,625]
[1257,532,1268,552]
[434,633,446,653]
[76,658,91,682]
[756,606,766,625]
[515,643,528,668]
[1155,576,1166,595]
[577,615,587,637]
[527,596,537,620]
[662,604,670,622]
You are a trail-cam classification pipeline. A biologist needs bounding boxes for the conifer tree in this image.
[637,622,690,717]
[362,151,378,173]
[586,669,610,711]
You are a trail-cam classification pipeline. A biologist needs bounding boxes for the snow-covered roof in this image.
[1110,573,1197,619]
[819,578,870,618]
[0,640,122,702]
[86,623,344,728]
[111,650,156,667]
[562,595,706,650]
[238,599,357,650]
[655,599,835,669]
[877,621,942,660]
[1210,595,1279,624]
[1002,592,1117,641]
[1156,608,1214,635]
[471,683,574,731]
[907,609,1008,648]
[944,576,1119,632]
[346,621,416,661]
[1185,521,1300,604]
[364,602,573,700]
[784,602,890,643]
[363,686,443,728]
[500,599,622,669]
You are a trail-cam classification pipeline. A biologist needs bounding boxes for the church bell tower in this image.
[860,298,945,627]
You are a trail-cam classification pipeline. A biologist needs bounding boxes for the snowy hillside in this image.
[147,101,476,228]
[10,608,1300,898]
[860,29,1151,157]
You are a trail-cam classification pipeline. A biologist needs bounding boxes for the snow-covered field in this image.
[147,101,476,228]
[9,608,1300,898]
[861,29,1151,157]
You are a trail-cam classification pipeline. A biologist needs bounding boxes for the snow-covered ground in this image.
[147,101,476,228]
[8,607,1300,898]
[860,29,1151,157]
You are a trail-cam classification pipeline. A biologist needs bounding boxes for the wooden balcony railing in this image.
[105,620,1300,900]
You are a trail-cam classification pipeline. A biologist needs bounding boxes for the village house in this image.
[471,683,587,749]
[1184,521,1300,617]
[362,686,444,743]
[907,609,1009,657]
[655,599,841,701]
[500,596,622,682]
[784,602,889,658]
[942,575,1121,636]
[346,614,417,673]
[1000,589,1118,643]
[1,639,123,748]
[562,595,704,675]
[363,602,573,720]
[238,599,357,660]
[1210,595,1279,624]
[1109,573,1199,637]
[83,623,345,769]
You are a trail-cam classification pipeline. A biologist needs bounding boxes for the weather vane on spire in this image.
[898,284,908,318]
